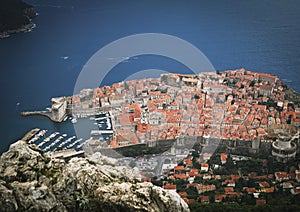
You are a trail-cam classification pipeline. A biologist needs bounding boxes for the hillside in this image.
[0,140,189,211]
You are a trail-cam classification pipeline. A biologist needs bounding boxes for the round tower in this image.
[272,137,297,162]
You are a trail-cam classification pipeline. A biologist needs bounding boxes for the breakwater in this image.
[21,111,65,122]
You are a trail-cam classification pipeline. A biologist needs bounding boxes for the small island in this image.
[0,0,37,38]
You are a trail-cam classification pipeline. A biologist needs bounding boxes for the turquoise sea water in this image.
[0,0,299,153]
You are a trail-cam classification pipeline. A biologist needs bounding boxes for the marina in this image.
[90,112,114,141]
[23,111,114,153]
[26,129,85,152]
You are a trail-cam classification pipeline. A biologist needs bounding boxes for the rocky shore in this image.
[0,140,189,211]
[0,0,37,38]
[0,22,36,38]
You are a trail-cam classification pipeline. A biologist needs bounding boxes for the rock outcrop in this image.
[0,0,37,38]
[0,140,189,211]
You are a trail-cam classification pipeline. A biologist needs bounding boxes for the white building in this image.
[51,97,67,121]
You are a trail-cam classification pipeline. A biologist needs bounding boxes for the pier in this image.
[91,130,114,135]
[21,96,68,122]
[21,111,66,122]
[21,128,40,141]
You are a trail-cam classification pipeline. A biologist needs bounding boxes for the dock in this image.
[21,111,66,122]
[91,130,114,135]
[21,128,40,141]
[95,117,109,121]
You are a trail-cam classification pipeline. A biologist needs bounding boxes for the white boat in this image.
[71,117,77,124]
[37,141,45,148]
[95,117,106,121]
[76,141,86,149]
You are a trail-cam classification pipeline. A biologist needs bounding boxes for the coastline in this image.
[20,69,300,152]
[0,1,37,39]
[0,22,36,38]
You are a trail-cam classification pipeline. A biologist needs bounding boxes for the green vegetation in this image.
[115,144,160,157]
[284,87,300,106]
[161,149,300,211]
[0,0,35,32]
[189,202,300,212]
[187,186,198,199]
[236,158,263,175]
[74,191,90,210]
[116,140,175,157]
[194,94,200,99]
[258,99,277,109]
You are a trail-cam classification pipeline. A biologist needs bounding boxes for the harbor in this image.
[20,110,65,122]
[21,110,114,154]
[25,128,84,152]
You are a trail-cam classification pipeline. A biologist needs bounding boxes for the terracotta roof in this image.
[199,196,209,203]
[183,198,195,204]
[215,194,226,202]
[163,184,177,190]
[197,184,216,191]
[259,181,270,188]
[230,175,240,181]
[178,192,188,198]
[184,158,193,166]
[246,188,256,194]
[224,187,234,193]
[221,153,227,163]
[174,174,187,179]
[275,172,288,180]
[256,199,267,205]
[261,187,274,193]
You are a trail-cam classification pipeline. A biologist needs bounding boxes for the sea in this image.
[0,0,300,153]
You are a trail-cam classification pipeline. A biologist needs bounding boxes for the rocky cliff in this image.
[0,140,189,212]
[0,0,37,38]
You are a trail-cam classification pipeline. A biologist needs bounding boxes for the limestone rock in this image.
[94,182,189,212]
[0,140,189,211]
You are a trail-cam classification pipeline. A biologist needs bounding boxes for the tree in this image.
[194,94,200,99]
[175,179,187,192]
[186,186,198,199]
[249,80,255,87]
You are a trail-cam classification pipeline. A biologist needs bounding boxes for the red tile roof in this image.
[256,199,267,205]
[261,187,274,193]
[201,163,209,167]
[224,187,234,193]
[199,196,209,203]
[246,188,256,194]
[163,184,177,190]
[174,174,187,179]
